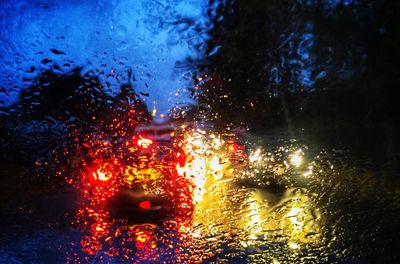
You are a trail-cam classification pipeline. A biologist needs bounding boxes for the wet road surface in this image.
[1,133,399,263]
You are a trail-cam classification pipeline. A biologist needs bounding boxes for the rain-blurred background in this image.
[1,0,400,263]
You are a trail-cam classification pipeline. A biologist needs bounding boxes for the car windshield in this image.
[1,0,399,263]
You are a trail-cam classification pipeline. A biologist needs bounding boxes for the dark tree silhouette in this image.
[194,0,400,162]
[0,67,151,165]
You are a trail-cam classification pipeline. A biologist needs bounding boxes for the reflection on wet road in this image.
[64,130,346,263]
[183,143,327,263]
[192,183,324,263]
[1,131,399,263]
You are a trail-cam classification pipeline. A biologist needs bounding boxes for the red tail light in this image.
[138,200,151,209]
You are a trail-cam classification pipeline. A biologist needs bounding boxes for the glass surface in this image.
[1,0,399,263]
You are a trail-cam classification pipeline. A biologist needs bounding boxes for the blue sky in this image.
[0,0,212,118]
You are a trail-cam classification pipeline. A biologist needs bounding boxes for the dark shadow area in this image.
[0,67,151,262]
[188,1,400,262]
[196,0,400,165]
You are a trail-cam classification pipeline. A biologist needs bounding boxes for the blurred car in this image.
[134,123,176,145]
[107,188,173,224]
[106,122,181,224]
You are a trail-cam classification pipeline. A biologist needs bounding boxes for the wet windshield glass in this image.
[1,0,399,263]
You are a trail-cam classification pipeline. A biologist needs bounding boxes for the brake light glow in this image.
[139,200,151,209]
[137,136,153,148]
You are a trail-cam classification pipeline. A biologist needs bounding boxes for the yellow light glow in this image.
[249,148,262,163]
[289,151,303,167]
[288,242,300,250]
[176,130,231,202]
[272,259,280,264]
[93,168,112,181]
[210,156,222,171]
[287,207,303,229]
[124,166,162,191]
[137,136,153,148]
[136,233,149,243]
[303,165,313,177]
[246,195,262,236]
[287,207,301,217]
[212,137,223,148]
[191,138,203,148]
